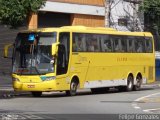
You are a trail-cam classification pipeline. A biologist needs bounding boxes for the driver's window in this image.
[57,32,70,75]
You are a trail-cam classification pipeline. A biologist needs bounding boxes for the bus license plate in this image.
[27,85,35,88]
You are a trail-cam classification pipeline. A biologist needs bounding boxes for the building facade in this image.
[109,0,143,31]
[28,0,105,29]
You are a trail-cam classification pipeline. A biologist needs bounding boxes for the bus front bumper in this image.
[13,80,57,92]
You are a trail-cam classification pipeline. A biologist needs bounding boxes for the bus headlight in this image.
[40,76,56,81]
[12,77,20,82]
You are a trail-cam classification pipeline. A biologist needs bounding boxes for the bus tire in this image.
[126,75,134,91]
[31,91,42,97]
[66,79,78,96]
[118,75,133,92]
[133,75,142,91]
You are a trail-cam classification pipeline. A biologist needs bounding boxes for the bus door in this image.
[72,33,89,87]
[56,32,70,89]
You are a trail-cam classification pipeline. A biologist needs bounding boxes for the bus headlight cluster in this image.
[41,76,56,81]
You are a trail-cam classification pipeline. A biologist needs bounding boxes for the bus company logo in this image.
[117,57,128,62]
[27,85,35,88]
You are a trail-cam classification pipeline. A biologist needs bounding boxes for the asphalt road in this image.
[0,82,160,120]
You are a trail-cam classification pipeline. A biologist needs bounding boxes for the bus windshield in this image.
[13,32,57,75]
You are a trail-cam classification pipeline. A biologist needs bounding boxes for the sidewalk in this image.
[0,87,30,99]
[0,86,14,99]
[142,81,160,88]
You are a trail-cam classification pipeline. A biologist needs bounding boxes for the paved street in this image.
[0,77,160,120]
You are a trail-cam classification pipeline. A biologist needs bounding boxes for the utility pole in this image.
[105,0,110,27]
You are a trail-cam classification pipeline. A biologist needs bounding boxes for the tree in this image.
[104,0,111,27]
[140,0,160,34]
[140,0,160,50]
[0,0,46,28]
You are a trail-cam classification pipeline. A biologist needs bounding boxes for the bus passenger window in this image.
[137,43,143,52]
[120,39,127,52]
[104,40,112,52]
[73,37,83,52]
[87,37,99,52]
[145,38,153,53]
[134,37,145,53]
[91,39,98,52]
[72,39,77,52]
[100,35,112,52]
[73,33,86,52]
[128,40,134,52]
[114,39,120,52]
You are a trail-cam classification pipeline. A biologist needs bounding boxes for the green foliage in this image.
[0,0,46,28]
[140,0,160,16]
[140,0,160,33]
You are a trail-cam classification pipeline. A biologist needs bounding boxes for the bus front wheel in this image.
[31,91,42,97]
[66,80,78,96]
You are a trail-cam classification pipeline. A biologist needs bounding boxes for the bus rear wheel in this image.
[31,91,42,97]
[66,80,78,96]
[118,75,133,92]
[133,75,142,91]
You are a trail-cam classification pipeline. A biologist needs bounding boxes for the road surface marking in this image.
[135,92,160,102]
[132,103,141,109]
[143,108,160,113]
[132,92,160,112]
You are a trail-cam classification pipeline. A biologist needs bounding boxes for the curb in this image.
[0,88,30,99]
[0,90,15,99]
[141,82,160,89]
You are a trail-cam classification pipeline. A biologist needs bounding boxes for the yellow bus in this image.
[4,26,155,97]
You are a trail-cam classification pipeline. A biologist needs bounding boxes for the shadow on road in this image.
[0,85,159,99]
[11,87,159,99]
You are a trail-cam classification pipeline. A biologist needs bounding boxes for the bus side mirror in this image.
[52,42,60,55]
[4,44,13,58]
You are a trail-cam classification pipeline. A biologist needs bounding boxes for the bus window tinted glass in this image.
[145,37,153,53]
[113,36,127,52]
[127,37,135,52]
[113,36,121,52]
[73,33,86,52]
[121,39,127,52]
[101,35,112,52]
[135,37,145,53]
[86,34,100,52]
